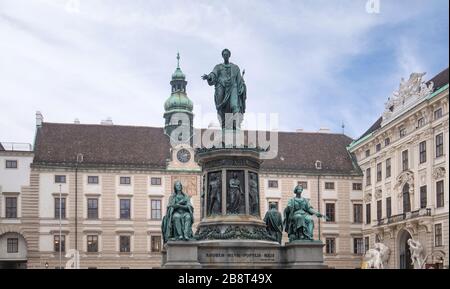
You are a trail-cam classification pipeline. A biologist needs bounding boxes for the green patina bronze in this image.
[202,49,247,129]
[162,181,194,242]
[284,185,328,242]
[264,203,283,244]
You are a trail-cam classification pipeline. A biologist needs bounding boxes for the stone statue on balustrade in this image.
[283,185,328,242]
[161,181,194,242]
[264,203,283,244]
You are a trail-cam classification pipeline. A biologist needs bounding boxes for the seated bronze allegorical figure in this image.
[161,181,194,242]
[283,185,328,242]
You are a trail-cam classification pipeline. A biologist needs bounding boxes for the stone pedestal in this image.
[162,240,328,269]
[284,241,328,269]
[162,241,202,269]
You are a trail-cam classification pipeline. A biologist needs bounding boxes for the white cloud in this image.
[0,0,447,144]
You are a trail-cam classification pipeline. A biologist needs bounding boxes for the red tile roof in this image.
[34,123,360,175]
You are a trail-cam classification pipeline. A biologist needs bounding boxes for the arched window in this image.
[402,184,411,213]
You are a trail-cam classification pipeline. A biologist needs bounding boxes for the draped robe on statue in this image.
[206,62,246,125]
[162,191,194,242]
[283,197,316,241]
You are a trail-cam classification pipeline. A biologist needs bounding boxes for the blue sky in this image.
[0,0,448,144]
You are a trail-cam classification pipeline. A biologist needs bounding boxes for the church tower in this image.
[163,53,194,146]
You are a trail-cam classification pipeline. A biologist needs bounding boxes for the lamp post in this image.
[75,153,83,269]
[315,160,322,240]
[58,184,62,269]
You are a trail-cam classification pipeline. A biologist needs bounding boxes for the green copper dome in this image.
[172,67,186,79]
[164,52,193,112]
[164,92,193,112]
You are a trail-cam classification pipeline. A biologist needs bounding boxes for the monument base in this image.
[162,240,328,269]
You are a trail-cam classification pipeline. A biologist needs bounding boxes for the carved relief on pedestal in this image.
[432,167,446,180]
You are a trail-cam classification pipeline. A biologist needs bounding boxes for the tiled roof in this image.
[34,123,359,175]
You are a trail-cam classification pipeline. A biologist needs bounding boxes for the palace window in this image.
[151,199,162,220]
[5,160,17,169]
[268,201,279,211]
[151,235,162,252]
[5,197,17,219]
[325,182,335,190]
[365,203,371,224]
[385,138,390,146]
[376,163,382,182]
[434,108,443,120]
[55,175,66,183]
[119,236,130,253]
[7,238,18,253]
[402,184,411,213]
[352,183,362,191]
[353,204,363,224]
[325,203,335,222]
[436,181,444,208]
[420,186,427,209]
[54,197,66,219]
[325,238,336,254]
[386,158,391,178]
[365,168,371,186]
[297,181,308,189]
[120,177,131,185]
[151,177,162,186]
[376,200,382,221]
[365,150,370,158]
[435,224,442,247]
[120,199,131,219]
[417,117,425,128]
[353,238,364,255]
[376,144,381,152]
[87,176,99,184]
[386,197,392,218]
[87,198,98,219]
[54,235,66,252]
[364,237,370,253]
[419,141,427,164]
[399,127,407,138]
[402,150,409,171]
[87,235,98,253]
[436,133,444,158]
[268,180,278,188]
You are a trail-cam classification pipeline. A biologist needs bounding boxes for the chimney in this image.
[36,111,43,127]
[296,129,304,133]
[318,127,331,133]
[101,117,113,125]
[74,118,80,124]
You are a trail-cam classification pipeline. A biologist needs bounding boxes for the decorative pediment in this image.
[395,170,414,191]
[375,189,383,200]
[382,72,434,125]
[432,167,446,180]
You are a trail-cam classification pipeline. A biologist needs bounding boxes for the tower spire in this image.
[177,52,180,69]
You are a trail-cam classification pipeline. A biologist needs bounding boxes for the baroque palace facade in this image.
[348,68,449,269]
[0,59,448,269]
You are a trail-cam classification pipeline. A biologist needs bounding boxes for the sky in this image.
[0,0,449,145]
